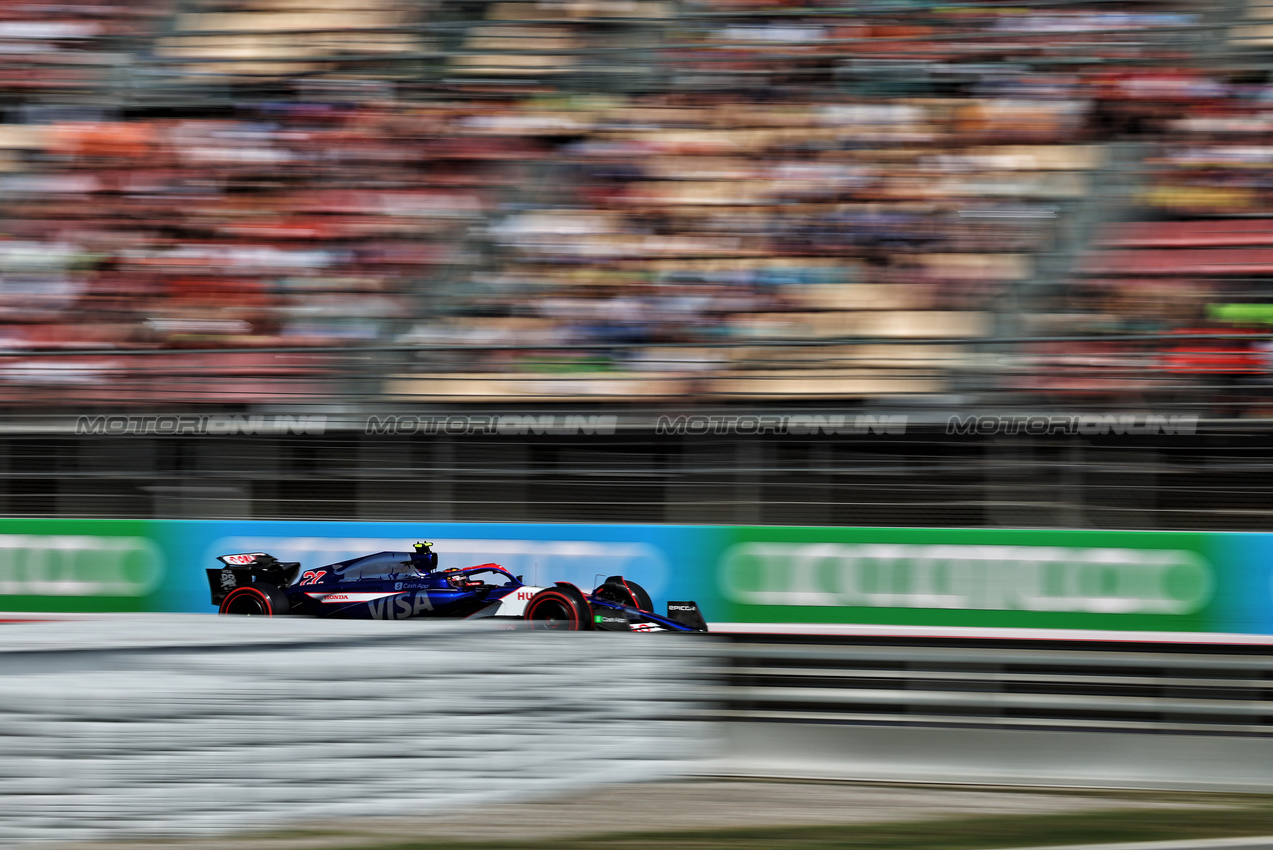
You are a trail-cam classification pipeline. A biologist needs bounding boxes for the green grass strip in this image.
[321,799,1273,850]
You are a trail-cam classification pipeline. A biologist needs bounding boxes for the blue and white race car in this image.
[207,541,708,632]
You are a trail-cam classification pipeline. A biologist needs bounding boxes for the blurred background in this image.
[7,6,1273,844]
[0,0,1268,525]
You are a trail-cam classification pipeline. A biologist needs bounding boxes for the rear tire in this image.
[524,587,592,630]
[219,583,291,616]
[594,577,653,612]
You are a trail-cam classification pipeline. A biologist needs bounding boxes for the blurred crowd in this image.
[0,0,1263,406]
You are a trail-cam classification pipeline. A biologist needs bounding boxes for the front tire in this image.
[594,577,653,612]
[524,587,592,630]
[219,583,291,616]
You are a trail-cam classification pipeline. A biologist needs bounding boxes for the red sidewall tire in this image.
[219,583,290,616]
[524,588,592,631]
[595,579,653,612]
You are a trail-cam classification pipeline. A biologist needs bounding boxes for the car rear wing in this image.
[206,553,301,606]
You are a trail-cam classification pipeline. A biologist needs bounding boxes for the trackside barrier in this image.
[705,637,1273,791]
[0,617,710,845]
[5,519,1273,644]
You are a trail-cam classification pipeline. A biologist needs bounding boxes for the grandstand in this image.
[0,0,1269,528]
[0,0,1246,410]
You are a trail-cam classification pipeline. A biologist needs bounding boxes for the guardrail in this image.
[9,619,1273,847]
[705,635,1273,790]
[0,618,708,845]
[712,638,1273,736]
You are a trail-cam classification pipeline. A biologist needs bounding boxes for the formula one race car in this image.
[207,541,708,632]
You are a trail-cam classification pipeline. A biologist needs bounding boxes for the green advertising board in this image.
[0,519,1266,638]
[0,518,163,613]
[712,526,1226,634]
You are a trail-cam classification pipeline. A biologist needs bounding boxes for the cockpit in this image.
[333,552,426,582]
[444,566,519,590]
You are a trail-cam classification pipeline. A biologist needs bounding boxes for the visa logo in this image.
[368,592,433,620]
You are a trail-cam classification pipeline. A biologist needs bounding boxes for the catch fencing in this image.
[5,418,1273,531]
[0,618,708,846]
